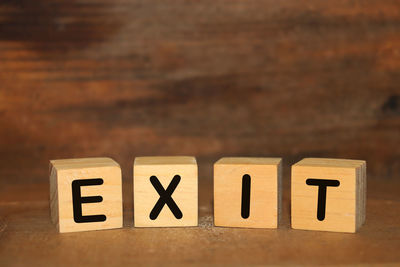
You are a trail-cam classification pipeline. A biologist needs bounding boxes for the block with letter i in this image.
[49,157,123,233]
[133,156,198,227]
[214,157,282,228]
[291,158,366,233]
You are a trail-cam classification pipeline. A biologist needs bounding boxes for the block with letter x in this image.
[291,158,366,233]
[134,156,198,227]
[49,157,123,233]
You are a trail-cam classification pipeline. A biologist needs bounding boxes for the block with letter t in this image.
[49,157,123,233]
[291,158,366,233]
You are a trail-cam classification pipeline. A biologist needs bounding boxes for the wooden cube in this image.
[133,156,198,227]
[291,158,366,233]
[214,157,282,228]
[50,157,123,233]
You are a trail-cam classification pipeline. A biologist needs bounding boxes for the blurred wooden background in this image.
[1,1,400,266]
[1,0,399,188]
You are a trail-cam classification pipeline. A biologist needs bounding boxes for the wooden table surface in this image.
[0,0,399,265]
[1,173,400,266]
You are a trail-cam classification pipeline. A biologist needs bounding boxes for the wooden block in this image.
[291,158,367,233]
[49,157,123,233]
[214,157,282,228]
[133,156,198,227]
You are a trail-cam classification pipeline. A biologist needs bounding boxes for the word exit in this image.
[50,156,366,234]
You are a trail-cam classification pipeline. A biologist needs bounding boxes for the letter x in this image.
[149,175,183,220]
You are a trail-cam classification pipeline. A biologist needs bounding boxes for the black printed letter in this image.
[306,178,340,221]
[241,174,251,219]
[72,178,106,223]
[149,175,183,220]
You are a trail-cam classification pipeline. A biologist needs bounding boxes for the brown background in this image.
[0,0,399,266]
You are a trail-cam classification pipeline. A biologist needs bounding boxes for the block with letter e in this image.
[134,156,198,227]
[291,158,366,233]
[49,157,123,233]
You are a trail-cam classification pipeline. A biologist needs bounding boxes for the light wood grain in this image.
[133,156,198,227]
[50,157,123,233]
[291,158,366,233]
[214,157,282,228]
